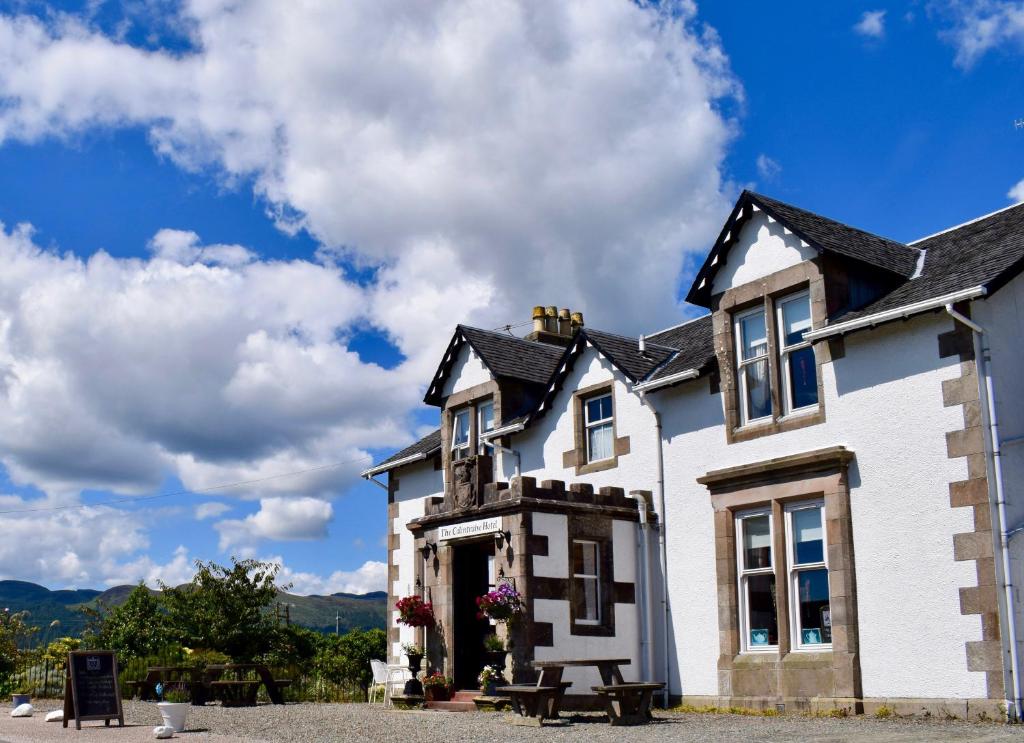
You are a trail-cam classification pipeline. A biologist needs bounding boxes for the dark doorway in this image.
[451,539,494,690]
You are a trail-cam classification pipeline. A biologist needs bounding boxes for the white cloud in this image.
[931,1,1024,68]
[0,1,742,588]
[195,502,231,520]
[268,556,387,596]
[854,10,887,38]
[755,154,781,182]
[1008,178,1024,202]
[215,496,333,551]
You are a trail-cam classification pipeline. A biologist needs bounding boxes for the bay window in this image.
[736,501,832,654]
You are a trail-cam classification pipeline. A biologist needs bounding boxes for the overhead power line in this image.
[0,454,373,516]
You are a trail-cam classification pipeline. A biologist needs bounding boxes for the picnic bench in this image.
[125,666,210,706]
[206,664,292,706]
[499,658,662,726]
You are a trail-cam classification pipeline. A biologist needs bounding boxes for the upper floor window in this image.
[451,408,471,461]
[584,393,614,463]
[735,307,771,424]
[733,290,818,426]
[777,291,818,414]
[477,401,495,454]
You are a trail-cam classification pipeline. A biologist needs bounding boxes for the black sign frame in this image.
[63,650,124,730]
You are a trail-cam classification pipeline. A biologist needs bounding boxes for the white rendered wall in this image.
[974,272,1024,680]
[711,211,817,295]
[389,459,442,661]
[531,512,642,693]
[656,312,983,700]
[441,344,491,397]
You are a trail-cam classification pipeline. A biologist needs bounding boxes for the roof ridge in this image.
[908,201,1024,246]
[583,327,678,351]
[749,191,918,252]
[458,324,564,352]
[647,312,711,339]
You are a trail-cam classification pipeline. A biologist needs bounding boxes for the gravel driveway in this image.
[1,700,1022,743]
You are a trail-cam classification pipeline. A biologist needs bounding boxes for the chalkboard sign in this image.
[63,651,124,730]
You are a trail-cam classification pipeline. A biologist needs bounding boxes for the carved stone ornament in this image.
[453,458,477,509]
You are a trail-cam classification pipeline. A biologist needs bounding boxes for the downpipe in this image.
[626,491,656,690]
[639,390,671,708]
[945,304,1022,722]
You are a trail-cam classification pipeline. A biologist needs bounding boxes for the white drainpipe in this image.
[626,491,655,687]
[945,303,1022,722]
[639,390,671,707]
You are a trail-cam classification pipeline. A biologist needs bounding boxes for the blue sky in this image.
[0,0,1018,593]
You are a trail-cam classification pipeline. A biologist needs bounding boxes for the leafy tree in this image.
[315,628,386,701]
[0,609,38,696]
[161,558,287,661]
[82,584,169,658]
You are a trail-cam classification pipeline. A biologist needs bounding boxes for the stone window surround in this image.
[712,260,830,445]
[565,515,617,637]
[563,380,631,475]
[698,446,861,704]
[441,379,500,492]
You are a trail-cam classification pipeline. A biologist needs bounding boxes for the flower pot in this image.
[157,702,189,732]
[403,653,424,696]
[484,651,507,670]
[481,680,497,696]
[11,694,30,708]
[423,686,450,702]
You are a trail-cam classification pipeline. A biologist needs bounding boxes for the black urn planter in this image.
[483,650,507,671]
[404,653,424,696]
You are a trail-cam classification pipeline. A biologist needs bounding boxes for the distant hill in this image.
[0,580,386,639]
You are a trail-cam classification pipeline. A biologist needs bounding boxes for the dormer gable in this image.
[687,190,921,308]
[441,343,491,398]
[711,210,817,295]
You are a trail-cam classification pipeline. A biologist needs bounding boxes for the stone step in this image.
[451,690,480,703]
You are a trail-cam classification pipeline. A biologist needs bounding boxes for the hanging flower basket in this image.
[476,581,525,623]
[396,595,436,628]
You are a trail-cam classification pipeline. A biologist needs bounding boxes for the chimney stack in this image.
[525,305,584,346]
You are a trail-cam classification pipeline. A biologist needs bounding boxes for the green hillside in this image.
[0,580,386,639]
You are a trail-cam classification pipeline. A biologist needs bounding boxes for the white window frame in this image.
[736,507,777,653]
[450,408,471,461]
[572,540,601,625]
[476,400,495,455]
[785,500,831,651]
[583,392,614,463]
[734,306,772,425]
[776,290,818,415]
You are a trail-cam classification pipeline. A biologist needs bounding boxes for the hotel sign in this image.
[438,517,502,542]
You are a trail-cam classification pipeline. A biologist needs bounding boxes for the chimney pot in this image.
[545,306,558,333]
[532,306,546,334]
[571,311,584,328]
[558,308,571,335]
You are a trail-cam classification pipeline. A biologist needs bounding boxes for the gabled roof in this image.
[583,329,676,383]
[823,201,1024,326]
[423,325,565,406]
[360,428,441,477]
[686,190,921,307]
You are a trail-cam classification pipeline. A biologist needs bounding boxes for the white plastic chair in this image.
[369,659,409,706]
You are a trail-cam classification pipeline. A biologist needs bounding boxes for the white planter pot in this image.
[157,702,189,732]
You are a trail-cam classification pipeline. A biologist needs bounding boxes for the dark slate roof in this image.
[750,192,920,278]
[370,428,441,473]
[687,190,921,306]
[646,315,716,381]
[459,326,565,385]
[424,325,566,405]
[583,328,676,383]
[830,202,1024,324]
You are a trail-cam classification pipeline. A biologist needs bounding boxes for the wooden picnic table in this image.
[125,666,210,706]
[205,664,292,706]
[533,658,631,686]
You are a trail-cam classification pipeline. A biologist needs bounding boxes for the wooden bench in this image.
[495,682,573,726]
[592,682,665,726]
